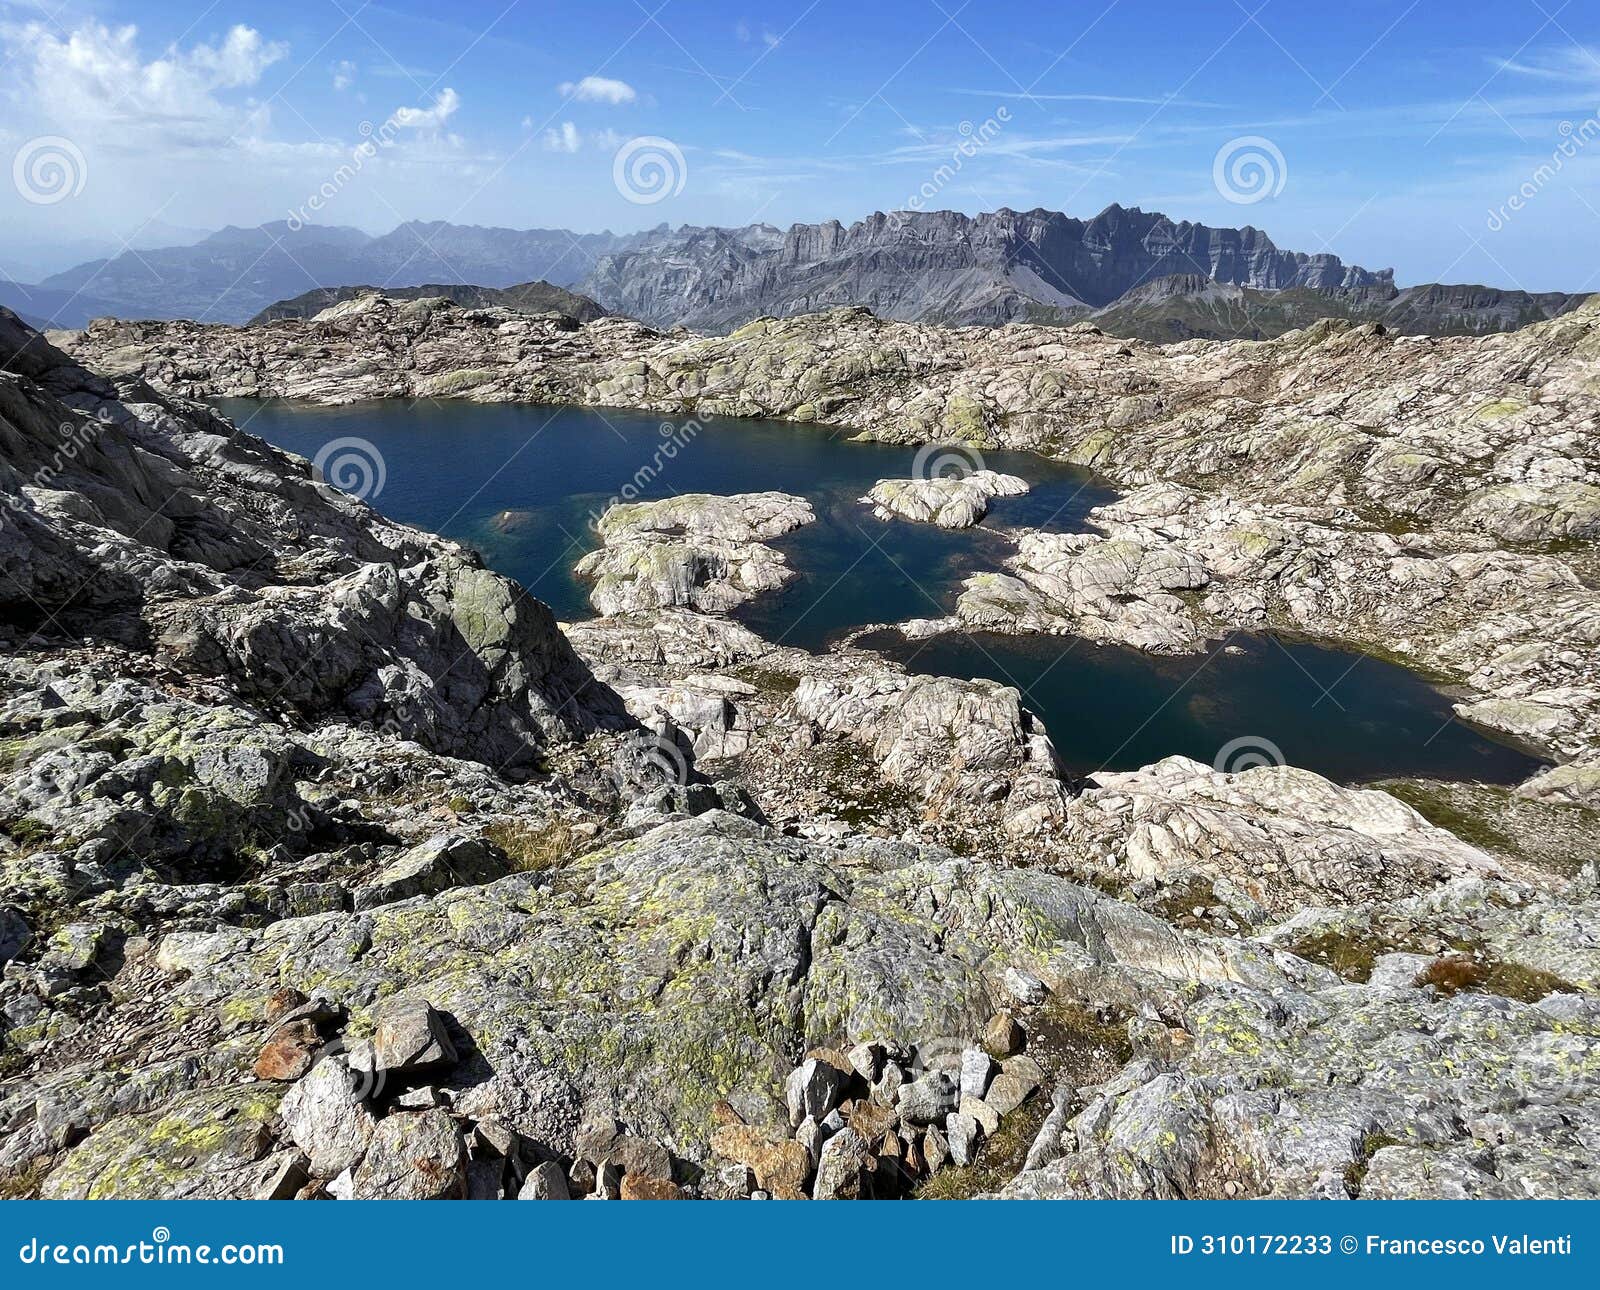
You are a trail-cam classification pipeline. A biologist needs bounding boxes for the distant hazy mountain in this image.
[7,220,210,284]
[0,280,125,331]
[17,206,1590,339]
[31,220,634,326]
[251,280,609,325]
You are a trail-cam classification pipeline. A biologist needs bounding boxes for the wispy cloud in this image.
[558,75,638,105]
[392,87,461,133]
[544,121,581,153]
[735,20,782,51]
[541,121,624,152]
[947,89,1229,108]
[1492,46,1600,84]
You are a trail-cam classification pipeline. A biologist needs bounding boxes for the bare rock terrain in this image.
[0,296,1594,1200]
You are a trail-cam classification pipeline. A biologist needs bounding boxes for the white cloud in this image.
[558,75,637,105]
[1493,47,1600,84]
[544,121,582,153]
[9,20,287,151]
[392,87,460,132]
[333,60,356,91]
[736,20,781,50]
[540,122,628,153]
[184,25,284,87]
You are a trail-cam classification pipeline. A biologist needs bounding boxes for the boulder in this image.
[518,1161,572,1200]
[785,1055,848,1126]
[812,1127,872,1199]
[279,1057,375,1178]
[350,1110,468,1200]
[960,1096,1001,1138]
[983,1011,1025,1058]
[352,833,509,910]
[897,1070,959,1124]
[945,1110,982,1166]
[575,1115,673,1181]
[349,997,457,1078]
[960,1047,997,1100]
[620,1176,686,1199]
[253,1151,310,1201]
[710,1124,810,1195]
[985,1055,1043,1117]
[1003,966,1048,1005]
[253,1019,322,1082]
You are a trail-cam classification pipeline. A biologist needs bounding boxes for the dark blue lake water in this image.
[219,398,1545,785]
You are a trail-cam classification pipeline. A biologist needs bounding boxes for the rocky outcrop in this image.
[1,309,621,766]
[250,281,608,326]
[575,492,814,615]
[791,662,1067,836]
[861,470,1029,529]
[1004,874,1600,1200]
[1062,756,1503,917]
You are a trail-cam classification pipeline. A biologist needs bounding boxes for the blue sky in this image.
[2,0,1598,291]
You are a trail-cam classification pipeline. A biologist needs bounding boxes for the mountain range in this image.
[6,205,1587,340]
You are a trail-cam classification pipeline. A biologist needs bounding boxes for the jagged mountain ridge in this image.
[578,206,1391,331]
[15,205,1589,338]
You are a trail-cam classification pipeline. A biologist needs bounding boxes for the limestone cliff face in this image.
[578,205,1395,330]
